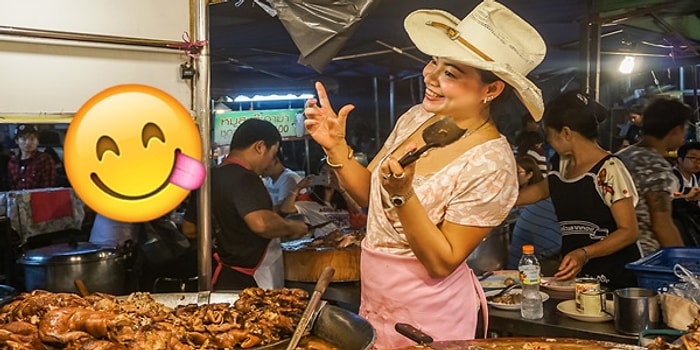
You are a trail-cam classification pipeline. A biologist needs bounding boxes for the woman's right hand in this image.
[304,81,355,151]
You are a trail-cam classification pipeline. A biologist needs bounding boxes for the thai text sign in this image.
[213,109,305,145]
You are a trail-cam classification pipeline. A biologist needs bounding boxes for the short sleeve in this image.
[444,146,518,227]
[233,172,273,217]
[597,157,639,207]
[618,146,677,195]
[274,172,301,205]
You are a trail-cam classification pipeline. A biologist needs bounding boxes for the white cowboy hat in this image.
[404,0,547,121]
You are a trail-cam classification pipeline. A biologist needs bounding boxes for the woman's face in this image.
[421,57,491,117]
[517,166,533,186]
[544,127,571,156]
[17,134,39,154]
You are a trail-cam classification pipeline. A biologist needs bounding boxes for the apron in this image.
[359,240,488,350]
[212,238,284,290]
[210,155,285,290]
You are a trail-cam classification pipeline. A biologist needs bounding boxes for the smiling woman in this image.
[63,84,204,223]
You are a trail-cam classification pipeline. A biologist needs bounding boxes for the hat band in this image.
[425,21,494,62]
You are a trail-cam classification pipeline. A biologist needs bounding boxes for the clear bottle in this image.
[518,244,543,319]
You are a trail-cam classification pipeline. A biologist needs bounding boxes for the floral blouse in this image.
[365,105,519,256]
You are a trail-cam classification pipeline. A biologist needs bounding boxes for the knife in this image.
[477,271,494,281]
[286,266,335,350]
[395,323,472,350]
[307,220,334,230]
[395,323,436,349]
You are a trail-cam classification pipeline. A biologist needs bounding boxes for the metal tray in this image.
[143,291,374,350]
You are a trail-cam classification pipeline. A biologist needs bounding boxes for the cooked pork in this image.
[0,287,309,349]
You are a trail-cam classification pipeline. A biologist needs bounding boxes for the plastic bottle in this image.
[518,244,543,319]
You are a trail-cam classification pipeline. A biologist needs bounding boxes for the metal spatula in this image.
[398,116,467,167]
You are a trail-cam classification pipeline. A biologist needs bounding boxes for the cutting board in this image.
[283,247,360,282]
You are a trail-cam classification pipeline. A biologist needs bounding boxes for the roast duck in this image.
[0,287,311,349]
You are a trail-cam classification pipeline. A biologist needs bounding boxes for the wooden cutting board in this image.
[283,247,360,282]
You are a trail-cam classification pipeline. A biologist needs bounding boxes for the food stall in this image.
[3,0,700,349]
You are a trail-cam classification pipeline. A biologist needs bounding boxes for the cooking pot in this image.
[18,242,127,295]
[467,224,509,275]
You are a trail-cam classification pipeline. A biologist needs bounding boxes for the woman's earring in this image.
[483,96,492,104]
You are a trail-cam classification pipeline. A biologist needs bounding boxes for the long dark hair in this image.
[542,91,608,140]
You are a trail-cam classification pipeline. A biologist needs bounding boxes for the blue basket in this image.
[625,247,700,291]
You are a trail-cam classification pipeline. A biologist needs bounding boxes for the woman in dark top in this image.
[517,91,642,290]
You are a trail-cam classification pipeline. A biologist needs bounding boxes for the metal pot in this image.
[613,287,659,335]
[18,242,127,295]
[467,224,509,275]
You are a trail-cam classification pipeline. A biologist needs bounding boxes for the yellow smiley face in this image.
[64,84,204,222]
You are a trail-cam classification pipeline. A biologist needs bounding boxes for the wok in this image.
[146,292,374,350]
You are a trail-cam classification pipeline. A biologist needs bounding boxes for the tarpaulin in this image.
[269,0,380,72]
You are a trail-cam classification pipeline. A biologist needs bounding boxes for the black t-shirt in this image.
[211,163,273,268]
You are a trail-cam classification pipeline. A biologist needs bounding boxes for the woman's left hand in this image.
[553,249,587,281]
[379,151,416,196]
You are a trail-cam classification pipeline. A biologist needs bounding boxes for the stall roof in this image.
[209,0,700,97]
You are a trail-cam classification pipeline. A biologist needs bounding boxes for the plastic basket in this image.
[625,247,700,291]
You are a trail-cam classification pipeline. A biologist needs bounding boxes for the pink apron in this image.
[359,240,488,349]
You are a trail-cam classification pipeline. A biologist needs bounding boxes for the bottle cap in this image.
[522,244,535,254]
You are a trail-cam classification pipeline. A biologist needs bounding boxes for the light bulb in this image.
[619,56,635,74]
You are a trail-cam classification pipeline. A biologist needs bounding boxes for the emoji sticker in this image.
[64,84,205,222]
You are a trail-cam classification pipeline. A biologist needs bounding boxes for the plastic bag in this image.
[660,293,700,331]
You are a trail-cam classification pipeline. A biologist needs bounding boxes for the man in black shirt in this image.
[209,119,308,290]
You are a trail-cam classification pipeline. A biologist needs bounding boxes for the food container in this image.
[17,242,127,295]
[625,247,700,291]
[613,287,659,335]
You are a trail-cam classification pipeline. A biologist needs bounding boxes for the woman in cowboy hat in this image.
[304,0,546,347]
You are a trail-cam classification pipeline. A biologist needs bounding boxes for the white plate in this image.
[479,270,520,289]
[556,299,614,322]
[541,277,576,292]
[484,289,550,311]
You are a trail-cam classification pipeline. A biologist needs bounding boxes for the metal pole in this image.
[590,22,601,101]
[0,25,180,51]
[389,75,396,126]
[193,0,212,292]
[304,138,311,176]
[373,77,381,151]
[693,65,699,123]
[680,66,685,92]
[579,21,591,96]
